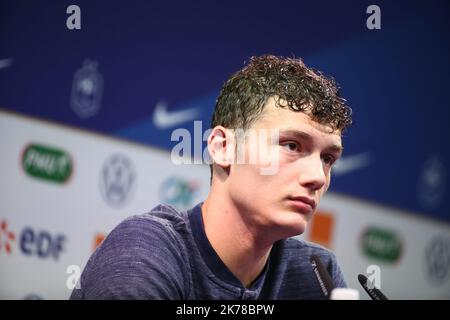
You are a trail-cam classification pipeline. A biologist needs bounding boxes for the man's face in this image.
[227,97,343,240]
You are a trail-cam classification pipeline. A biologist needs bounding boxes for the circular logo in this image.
[418,154,446,210]
[159,176,199,210]
[424,235,450,286]
[23,293,43,300]
[71,60,103,119]
[100,154,136,208]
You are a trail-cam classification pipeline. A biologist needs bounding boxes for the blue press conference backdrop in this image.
[1,0,449,222]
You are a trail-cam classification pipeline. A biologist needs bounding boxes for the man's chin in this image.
[271,215,308,238]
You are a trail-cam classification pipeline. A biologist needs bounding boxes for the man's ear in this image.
[207,126,235,169]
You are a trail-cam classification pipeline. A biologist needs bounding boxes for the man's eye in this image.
[322,154,336,165]
[281,142,300,152]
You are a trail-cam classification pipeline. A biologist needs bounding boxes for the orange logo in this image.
[93,233,106,251]
[308,211,335,249]
[0,220,16,254]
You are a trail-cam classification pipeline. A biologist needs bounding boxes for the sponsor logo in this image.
[100,154,136,208]
[159,176,200,210]
[418,154,445,210]
[308,211,335,248]
[20,227,66,260]
[332,152,372,176]
[71,60,103,119]
[0,219,66,261]
[21,143,73,184]
[153,100,200,129]
[360,226,403,263]
[424,235,450,286]
[0,58,13,70]
[93,232,106,251]
[0,220,16,254]
[22,294,44,300]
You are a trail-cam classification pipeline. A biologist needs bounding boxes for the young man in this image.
[70,55,352,299]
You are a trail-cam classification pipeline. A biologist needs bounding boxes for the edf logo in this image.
[0,219,66,260]
[20,227,66,260]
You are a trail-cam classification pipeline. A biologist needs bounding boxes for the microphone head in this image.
[358,273,389,300]
[358,274,368,284]
[310,254,335,298]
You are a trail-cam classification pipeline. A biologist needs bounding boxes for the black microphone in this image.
[310,254,335,299]
[358,274,389,300]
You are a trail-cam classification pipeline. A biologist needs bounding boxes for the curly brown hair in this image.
[212,54,352,132]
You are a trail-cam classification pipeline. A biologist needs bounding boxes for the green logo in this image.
[361,226,402,263]
[22,143,73,184]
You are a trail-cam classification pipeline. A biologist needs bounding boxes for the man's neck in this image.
[201,196,274,288]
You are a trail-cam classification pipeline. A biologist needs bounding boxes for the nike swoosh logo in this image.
[153,100,200,129]
[0,58,13,70]
[332,152,372,176]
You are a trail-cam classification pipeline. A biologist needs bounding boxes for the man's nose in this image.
[298,156,326,191]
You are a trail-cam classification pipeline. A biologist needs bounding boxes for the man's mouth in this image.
[287,196,316,214]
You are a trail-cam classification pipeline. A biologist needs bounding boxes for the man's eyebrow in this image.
[279,129,313,143]
[326,144,344,156]
[279,129,343,154]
